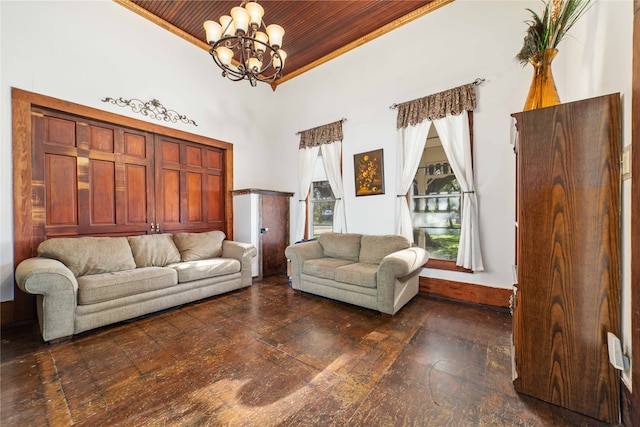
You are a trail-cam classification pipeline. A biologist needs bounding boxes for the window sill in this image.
[425,258,472,273]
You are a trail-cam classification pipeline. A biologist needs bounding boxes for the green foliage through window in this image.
[310,181,335,238]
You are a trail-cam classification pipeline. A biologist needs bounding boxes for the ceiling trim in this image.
[113,0,211,51]
[113,0,454,89]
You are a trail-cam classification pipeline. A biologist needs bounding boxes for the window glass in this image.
[308,153,335,239]
[411,126,461,261]
[310,180,335,238]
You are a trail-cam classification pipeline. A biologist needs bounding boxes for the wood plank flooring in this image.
[1,275,613,426]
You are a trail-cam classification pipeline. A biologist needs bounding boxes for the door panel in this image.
[89,159,116,225]
[45,154,78,226]
[261,194,289,276]
[155,135,225,234]
[33,108,155,239]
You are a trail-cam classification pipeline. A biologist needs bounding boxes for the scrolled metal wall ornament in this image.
[101,97,197,126]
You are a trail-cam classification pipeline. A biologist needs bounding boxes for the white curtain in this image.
[320,142,347,233]
[395,120,432,242]
[433,112,484,271]
[294,145,320,242]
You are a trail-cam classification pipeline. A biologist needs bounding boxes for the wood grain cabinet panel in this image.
[155,136,226,234]
[511,94,621,424]
[33,109,155,238]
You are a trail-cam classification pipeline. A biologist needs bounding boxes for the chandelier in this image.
[203,1,286,86]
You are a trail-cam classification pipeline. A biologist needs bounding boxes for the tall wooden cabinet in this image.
[511,94,621,424]
[232,189,293,278]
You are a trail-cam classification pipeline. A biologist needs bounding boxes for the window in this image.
[307,153,335,238]
[411,125,462,263]
[310,180,335,238]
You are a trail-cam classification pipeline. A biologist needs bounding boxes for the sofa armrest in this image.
[377,247,429,314]
[284,241,324,289]
[15,257,78,341]
[222,240,257,287]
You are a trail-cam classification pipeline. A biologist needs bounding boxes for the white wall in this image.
[273,0,537,289]
[1,1,633,383]
[0,0,281,301]
[561,0,634,389]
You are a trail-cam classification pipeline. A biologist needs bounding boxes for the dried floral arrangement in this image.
[516,0,593,65]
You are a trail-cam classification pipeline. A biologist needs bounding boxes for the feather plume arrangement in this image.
[516,0,593,66]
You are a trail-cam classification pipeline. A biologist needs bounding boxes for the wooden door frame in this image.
[8,87,234,325]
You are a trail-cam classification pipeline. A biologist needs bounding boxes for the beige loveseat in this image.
[285,233,429,315]
[15,231,256,342]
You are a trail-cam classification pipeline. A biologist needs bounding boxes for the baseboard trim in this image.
[419,276,511,309]
[1,300,15,327]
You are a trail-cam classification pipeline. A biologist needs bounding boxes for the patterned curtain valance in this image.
[396,83,476,129]
[298,120,344,149]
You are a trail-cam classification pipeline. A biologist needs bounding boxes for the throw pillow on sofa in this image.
[127,234,181,267]
[37,236,136,277]
[172,230,226,261]
[317,233,362,262]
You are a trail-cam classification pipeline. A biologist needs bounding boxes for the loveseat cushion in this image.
[127,234,181,267]
[317,233,362,262]
[359,235,411,264]
[170,258,241,283]
[335,263,378,288]
[38,237,136,277]
[77,267,177,305]
[172,230,226,262]
[302,258,354,280]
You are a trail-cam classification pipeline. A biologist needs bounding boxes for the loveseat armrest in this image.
[284,240,324,289]
[15,257,78,342]
[377,247,429,314]
[222,240,258,287]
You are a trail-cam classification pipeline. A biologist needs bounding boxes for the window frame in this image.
[304,150,341,240]
[412,112,474,273]
[308,180,336,239]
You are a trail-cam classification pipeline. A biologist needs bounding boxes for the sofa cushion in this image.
[302,258,354,280]
[335,263,379,288]
[170,258,241,283]
[77,267,177,305]
[359,234,411,264]
[127,234,181,267]
[172,230,226,262]
[317,233,362,262]
[38,237,136,277]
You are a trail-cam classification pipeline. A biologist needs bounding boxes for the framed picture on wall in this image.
[354,149,385,196]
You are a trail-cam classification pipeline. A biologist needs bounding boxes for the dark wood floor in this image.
[1,275,613,426]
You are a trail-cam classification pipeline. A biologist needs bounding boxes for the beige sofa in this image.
[285,233,429,315]
[15,231,256,342]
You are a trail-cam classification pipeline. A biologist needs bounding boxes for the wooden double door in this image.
[31,107,227,242]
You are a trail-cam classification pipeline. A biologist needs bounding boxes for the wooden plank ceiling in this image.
[116,0,452,88]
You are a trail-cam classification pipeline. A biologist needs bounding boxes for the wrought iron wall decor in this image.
[102,97,197,126]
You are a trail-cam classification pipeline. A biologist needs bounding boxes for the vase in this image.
[523,48,560,111]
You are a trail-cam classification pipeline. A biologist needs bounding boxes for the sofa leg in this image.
[380,312,393,318]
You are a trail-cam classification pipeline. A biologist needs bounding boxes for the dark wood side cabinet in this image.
[511,94,621,424]
[232,189,293,278]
